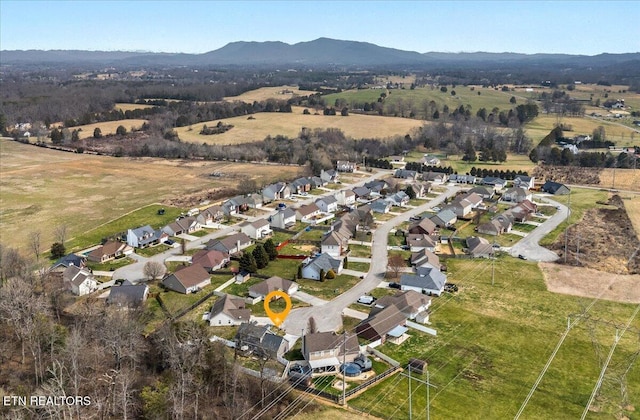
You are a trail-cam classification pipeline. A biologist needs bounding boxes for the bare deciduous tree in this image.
[144,261,166,280]
[387,253,406,279]
[54,224,69,245]
[29,231,41,261]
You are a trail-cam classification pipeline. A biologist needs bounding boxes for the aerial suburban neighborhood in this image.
[1,3,639,418]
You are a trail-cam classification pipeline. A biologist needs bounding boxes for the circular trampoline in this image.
[340,363,362,377]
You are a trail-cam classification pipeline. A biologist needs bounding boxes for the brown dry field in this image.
[599,167,640,191]
[0,138,304,251]
[540,262,640,304]
[70,119,149,139]
[525,115,639,145]
[176,106,423,144]
[624,196,640,241]
[223,85,317,103]
[114,103,155,112]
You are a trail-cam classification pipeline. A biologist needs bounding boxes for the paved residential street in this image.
[281,185,460,334]
[509,195,569,262]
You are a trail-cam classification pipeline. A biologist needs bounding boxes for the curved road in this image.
[508,195,568,262]
[281,185,460,334]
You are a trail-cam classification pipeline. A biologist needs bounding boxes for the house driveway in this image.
[281,185,460,335]
[509,195,568,262]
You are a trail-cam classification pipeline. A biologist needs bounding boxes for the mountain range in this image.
[2,37,639,69]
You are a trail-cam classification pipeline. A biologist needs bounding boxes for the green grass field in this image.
[297,274,363,300]
[349,256,640,419]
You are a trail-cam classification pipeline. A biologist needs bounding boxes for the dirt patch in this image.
[293,245,317,253]
[533,165,602,185]
[548,195,640,274]
[540,262,640,304]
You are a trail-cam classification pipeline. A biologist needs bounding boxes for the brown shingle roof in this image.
[170,264,210,289]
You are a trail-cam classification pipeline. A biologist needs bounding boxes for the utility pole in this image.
[427,369,430,420]
[408,364,412,420]
[399,364,437,420]
[564,191,571,264]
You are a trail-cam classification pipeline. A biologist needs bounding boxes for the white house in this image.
[239,219,272,240]
[301,253,343,280]
[63,265,99,296]
[335,189,356,207]
[315,196,338,213]
[126,225,168,248]
[207,294,252,326]
[296,203,321,222]
[399,266,447,296]
[514,175,535,190]
[248,276,299,299]
[270,208,296,229]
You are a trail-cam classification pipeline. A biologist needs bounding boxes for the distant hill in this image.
[2,38,639,69]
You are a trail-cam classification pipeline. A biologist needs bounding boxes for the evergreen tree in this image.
[297,264,303,279]
[404,185,416,199]
[239,251,258,273]
[50,242,66,259]
[462,139,477,162]
[263,238,278,261]
[319,269,325,282]
[252,244,269,269]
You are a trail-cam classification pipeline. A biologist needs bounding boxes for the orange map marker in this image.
[264,290,292,327]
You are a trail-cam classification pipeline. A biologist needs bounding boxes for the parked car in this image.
[518,254,527,260]
[165,239,175,246]
[433,207,441,212]
[357,295,376,305]
[389,282,401,289]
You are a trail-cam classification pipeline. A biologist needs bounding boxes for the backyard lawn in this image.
[348,256,640,419]
[297,274,363,300]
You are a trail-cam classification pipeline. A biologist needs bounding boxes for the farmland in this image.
[0,138,304,252]
[623,195,640,241]
[69,119,149,139]
[349,257,640,419]
[114,103,155,112]
[524,114,639,145]
[223,85,316,103]
[175,106,423,144]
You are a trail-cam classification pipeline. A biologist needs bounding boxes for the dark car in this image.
[165,239,175,246]
[444,283,458,292]
[389,282,401,289]
[518,254,527,260]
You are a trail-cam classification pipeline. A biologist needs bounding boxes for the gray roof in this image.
[130,225,164,246]
[400,266,447,291]
[210,294,251,322]
[249,276,295,297]
[107,283,148,306]
[52,254,85,269]
[303,331,359,354]
[542,181,570,194]
[304,253,341,272]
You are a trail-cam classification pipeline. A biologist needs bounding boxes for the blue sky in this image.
[1,1,639,55]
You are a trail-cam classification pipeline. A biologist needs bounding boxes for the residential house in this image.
[63,265,98,296]
[409,218,437,236]
[270,208,296,229]
[386,191,410,207]
[504,200,537,222]
[191,249,230,272]
[87,240,132,263]
[310,176,324,189]
[430,209,457,228]
[410,249,441,269]
[449,174,478,184]
[420,155,440,166]
[466,236,494,258]
[514,175,535,190]
[223,196,249,215]
[207,294,251,326]
[501,187,532,203]
[235,323,289,359]
[248,276,299,299]
[408,183,425,198]
[163,216,201,236]
[321,231,348,258]
[336,160,356,172]
[542,181,570,195]
[356,304,407,344]
[372,290,432,324]
[126,225,168,248]
[370,198,392,214]
[320,169,339,184]
[162,264,211,294]
[107,281,149,307]
[239,219,272,240]
[423,171,448,184]
[407,234,437,253]
[50,254,86,272]
[482,177,508,191]
[301,253,343,280]
[315,196,338,213]
[364,180,389,195]
[394,169,418,180]
[467,186,495,200]
[196,205,224,225]
[446,198,474,218]
[303,332,360,373]
[335,189,356,207]
[352,186,372,200]
[477,214,513,236]
[205,232,252,255]
[262,182,291,203]
[399,266,447,296]
[290,177,312,194]
[296,203,321,222]
[245,194,264,209]
[389,155,405,164]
